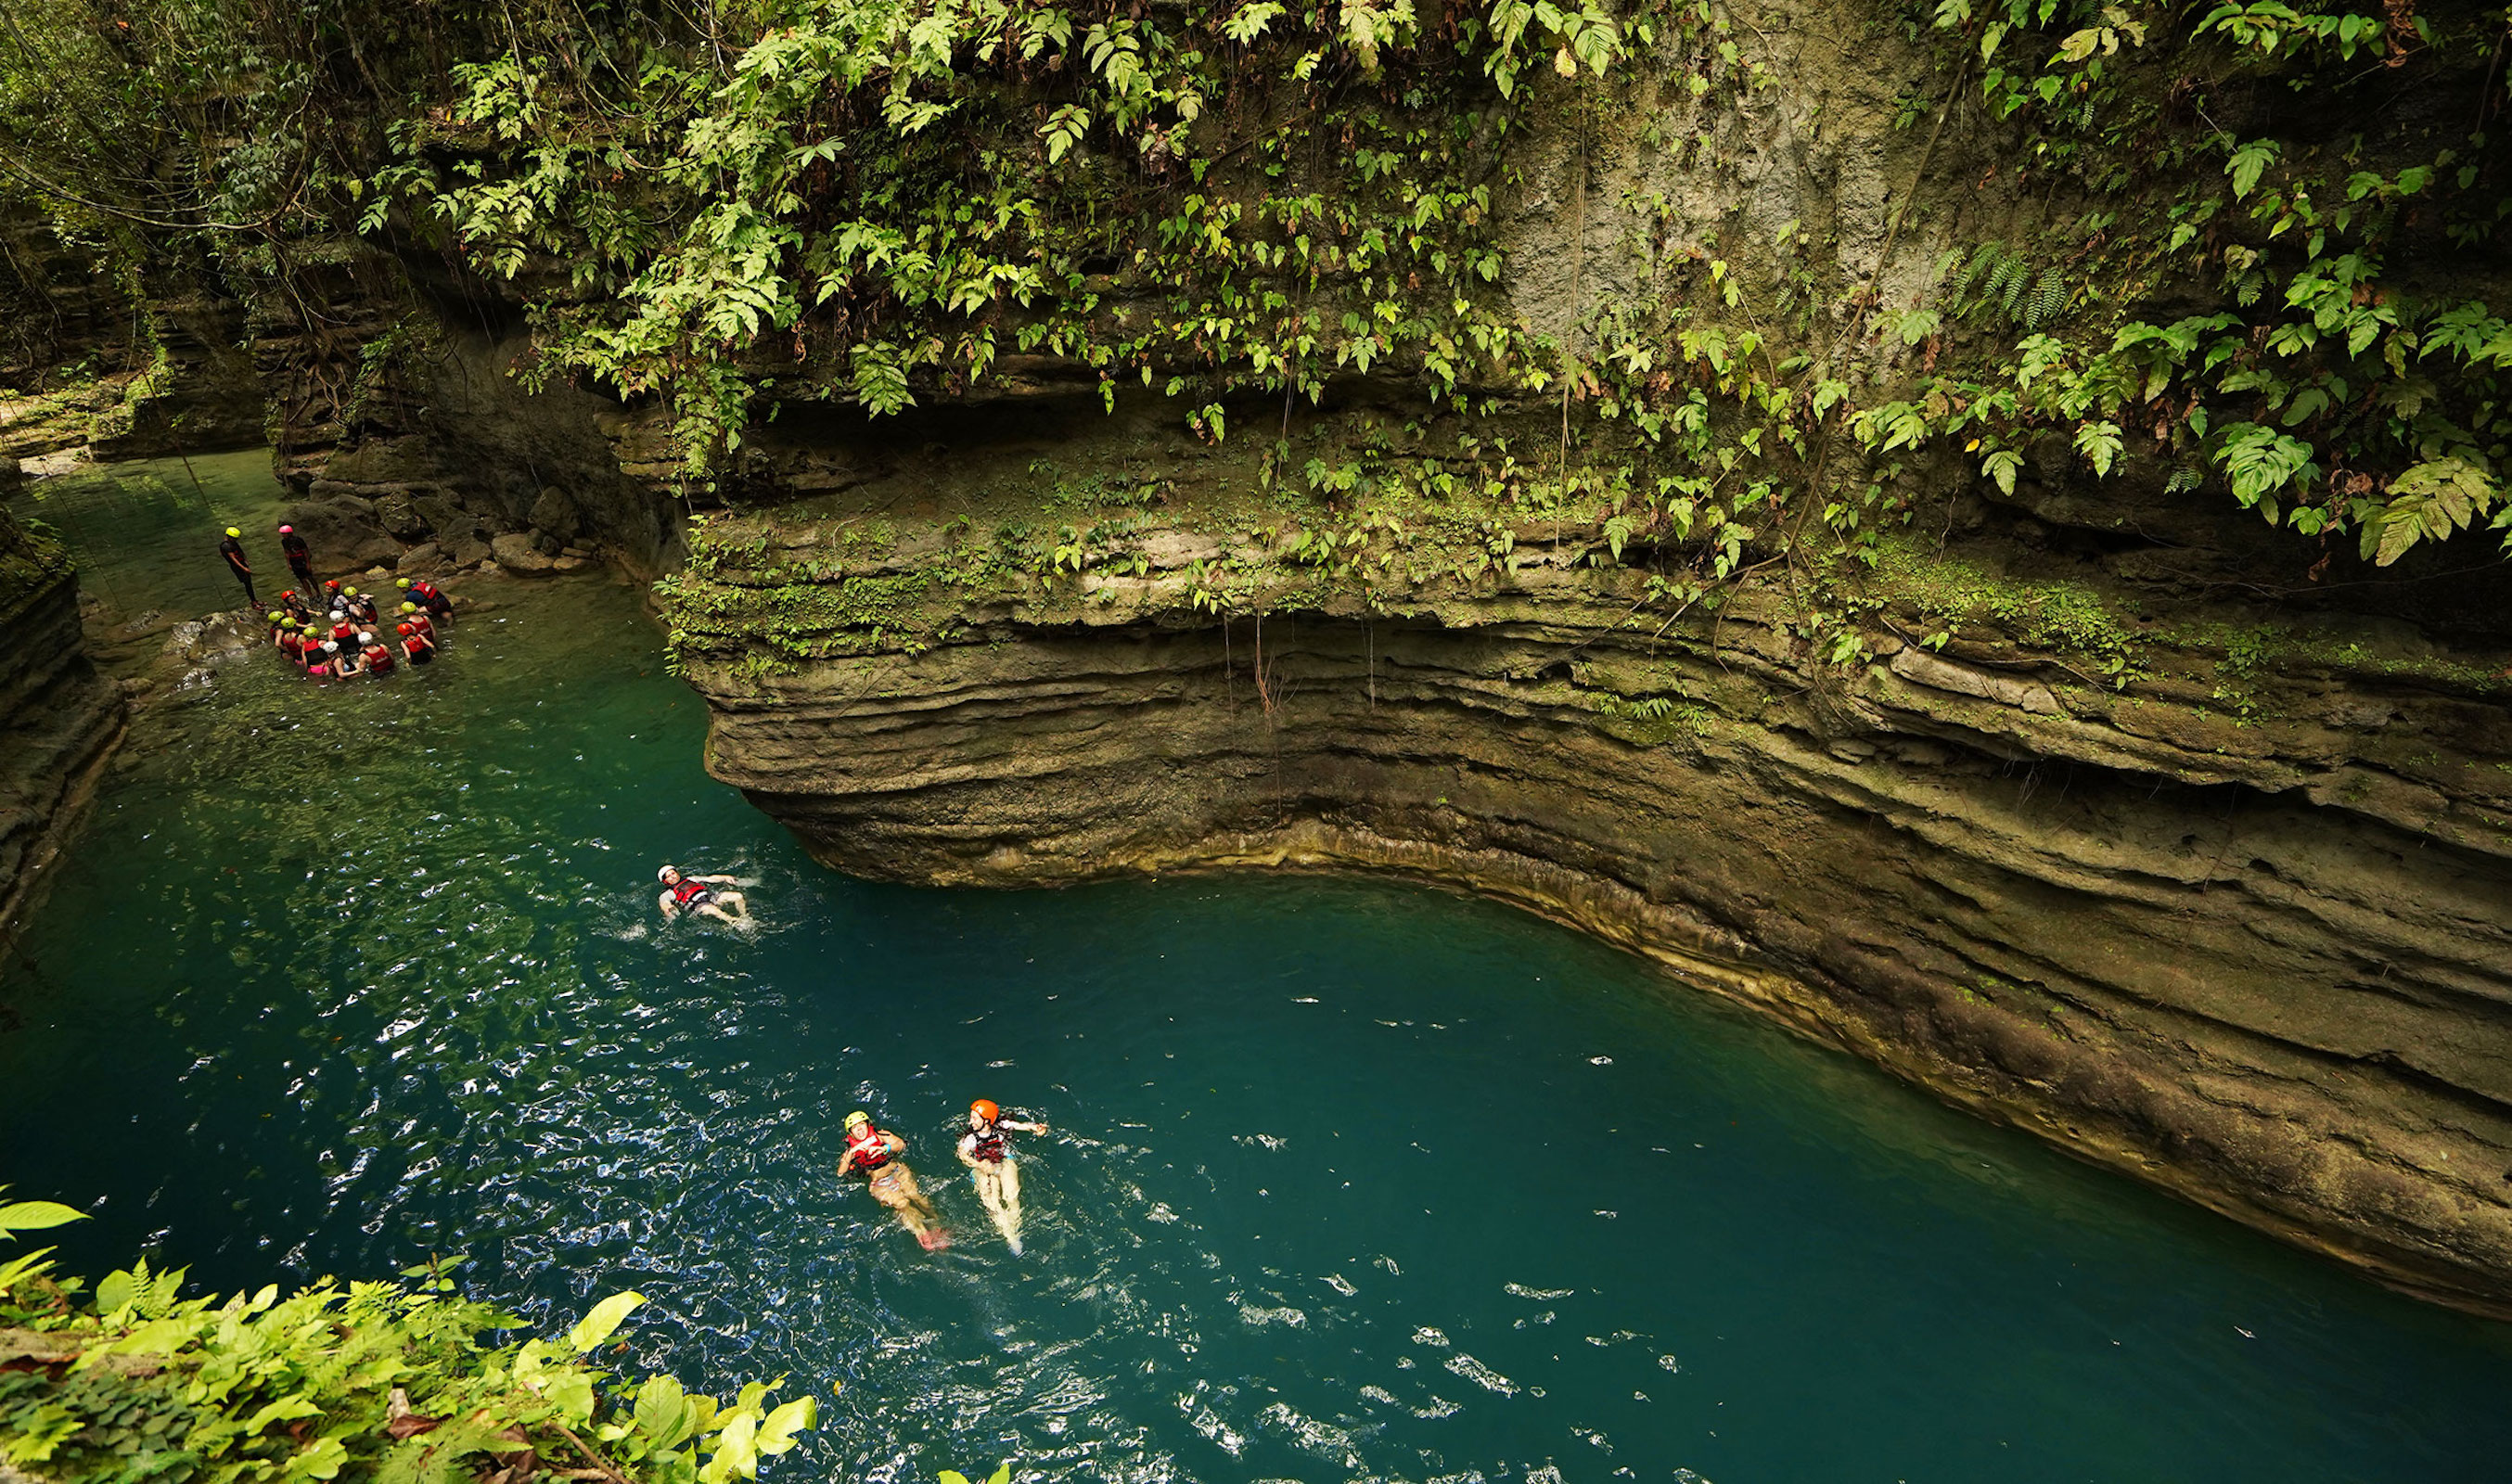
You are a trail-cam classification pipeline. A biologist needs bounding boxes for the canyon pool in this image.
[5,457,2510,1483]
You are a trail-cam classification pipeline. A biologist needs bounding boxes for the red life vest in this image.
[968,1125,1006,1163]
[364,646,394,673]
[845,1125,891,1171]
[668,876,712,907]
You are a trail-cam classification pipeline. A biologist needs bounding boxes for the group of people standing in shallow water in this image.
[266,574,455,680]
[218,518,458,680]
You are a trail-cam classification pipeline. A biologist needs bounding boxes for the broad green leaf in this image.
[756,1396,816,1456]
[569,1290,647,1353]
[96,1269,137,1313]
[2073,421,2124,477]
[2226,140,2279,200]
[637,1375,696,1448]
[545,1368,599,1424]
[2365,456,2498,566]
[1981,449,2022,497]
[0,1200,88,1235]
[244,1394,325,1436]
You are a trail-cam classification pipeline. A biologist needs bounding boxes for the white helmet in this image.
[657,864,677,881]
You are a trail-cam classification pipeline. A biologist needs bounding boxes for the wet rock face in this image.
[658,424,2512,1314]
[0,510,124,933]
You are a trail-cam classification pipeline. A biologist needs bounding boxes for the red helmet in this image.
[325,579,340,590]
[970,1098,1000,1123]
[397,622,415,635]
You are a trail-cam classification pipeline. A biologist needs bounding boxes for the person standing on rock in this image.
[839,1110,948,1250]
[218,527,257,608]
[279,523,314,590]
[957,1098,1047,1256]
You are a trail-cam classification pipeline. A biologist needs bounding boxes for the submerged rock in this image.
[493,531,557,576]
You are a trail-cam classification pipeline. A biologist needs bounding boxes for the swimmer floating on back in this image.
[839,1109,948,1249]
[657,864,751,925]
[957,1098,1047,1256]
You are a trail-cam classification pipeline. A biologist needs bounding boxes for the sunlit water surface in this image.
[5,459,2509,1484]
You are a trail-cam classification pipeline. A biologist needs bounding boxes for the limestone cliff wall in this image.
[652,402,2512,1315]
[0,498,124,937]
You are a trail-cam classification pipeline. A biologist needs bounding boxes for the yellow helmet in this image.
[843,1110,870,1130]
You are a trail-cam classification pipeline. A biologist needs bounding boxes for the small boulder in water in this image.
[492,531,557,577]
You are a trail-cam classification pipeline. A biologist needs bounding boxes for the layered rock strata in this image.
[0,504,124,936]
[660,409,2512,1315]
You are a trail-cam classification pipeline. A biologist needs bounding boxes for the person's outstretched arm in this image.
[1003,1119,1047,1134]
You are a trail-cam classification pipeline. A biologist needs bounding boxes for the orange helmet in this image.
[970,1098,1000,1123]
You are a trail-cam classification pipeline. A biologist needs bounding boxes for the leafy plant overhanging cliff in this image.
[6,0,2512,569]
[6,0,2512,1313]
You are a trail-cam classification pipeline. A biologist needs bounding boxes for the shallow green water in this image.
[5,462,2511,1483]
[12,449,299,620]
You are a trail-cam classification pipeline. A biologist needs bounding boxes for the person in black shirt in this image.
[279,524,314,589]
[218,527,256,608]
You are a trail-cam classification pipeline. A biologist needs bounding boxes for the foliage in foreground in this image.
[0,1194,815,1484]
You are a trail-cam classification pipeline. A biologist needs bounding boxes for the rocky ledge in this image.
[653,401,2512,1315]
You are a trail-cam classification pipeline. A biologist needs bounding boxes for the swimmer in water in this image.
[957,1098,1047,1256]
[656,864,751,925]
[838,1110,947,1249]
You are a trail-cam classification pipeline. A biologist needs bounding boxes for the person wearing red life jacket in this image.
[399,622,438,666]
[957,1098,1048,1256]
[360,633,395,675]
[838,1110,947,1249]
[655,864,751,925]
[400,602,438,643]
[400,576,453,623]
[279,524,314,590]
[307,639,340,680]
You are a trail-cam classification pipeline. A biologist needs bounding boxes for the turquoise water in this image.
[6,462,2512,1483]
